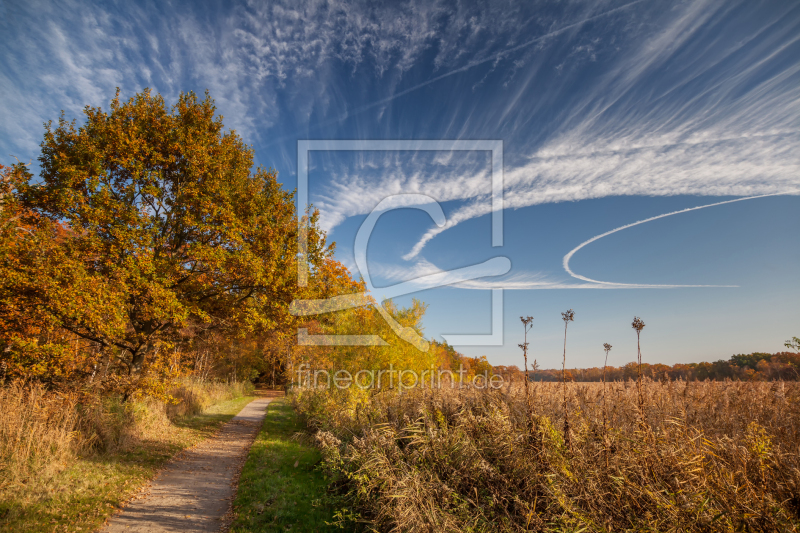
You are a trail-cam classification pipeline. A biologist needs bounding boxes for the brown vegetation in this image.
[0,379,252,486]
[295,380,800,532]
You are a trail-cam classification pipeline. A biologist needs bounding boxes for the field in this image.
[293,379,800,532]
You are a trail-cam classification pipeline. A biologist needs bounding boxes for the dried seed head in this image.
[603,343,612,352]
[632,317,645,332]
[561,309,575,323]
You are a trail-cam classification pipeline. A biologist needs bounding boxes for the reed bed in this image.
[294,380,800,532]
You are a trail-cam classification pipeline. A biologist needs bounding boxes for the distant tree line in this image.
[503,350,800,383]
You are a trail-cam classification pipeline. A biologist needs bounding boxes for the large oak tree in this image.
[5,89,332,384]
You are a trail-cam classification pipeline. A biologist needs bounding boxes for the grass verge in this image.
[231,398,348,533]
[0,394,254,533]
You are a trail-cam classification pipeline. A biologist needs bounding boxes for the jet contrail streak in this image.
[562,193,791,288]
[262,0,646,149]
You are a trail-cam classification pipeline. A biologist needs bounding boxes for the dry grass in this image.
[0,378,255,531]
[165,379,255,418]
[0,382,79,483]
[0,378,255,483]
[294,380,800,532]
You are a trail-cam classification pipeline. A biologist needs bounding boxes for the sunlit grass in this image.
[0,394,254,533]
[232,398,348,533]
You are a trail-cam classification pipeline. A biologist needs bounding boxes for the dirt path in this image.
[101,392,281,533]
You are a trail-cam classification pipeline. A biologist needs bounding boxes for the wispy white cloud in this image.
[371,259,568,290]
[2,0,798,239]
[405,131,800,258]
[311,151,492,233]
[368,257,443,282]
[0,0,589,158]
[2,0,442,154]
[303,0,800,259]
[365,256,729,292]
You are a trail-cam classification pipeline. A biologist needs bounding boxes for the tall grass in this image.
[0,382,78,482]
[518,316,534,426]
[0,378,254,485]
[602,342,612,469]
[294,380,800,532]
[632,316,646,418]
[561,309,574,448]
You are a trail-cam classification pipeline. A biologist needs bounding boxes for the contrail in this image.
[562,193,790,288]
[261,0,646,149]
[349,0,647,115]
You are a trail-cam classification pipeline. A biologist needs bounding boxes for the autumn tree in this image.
[294,297,438,390]
[1,163,94,384]
[4,89,331,391]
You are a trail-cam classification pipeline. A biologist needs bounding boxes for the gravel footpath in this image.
[100,394,277,533]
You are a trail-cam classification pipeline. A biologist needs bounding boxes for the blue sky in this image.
[2,0,799,369]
